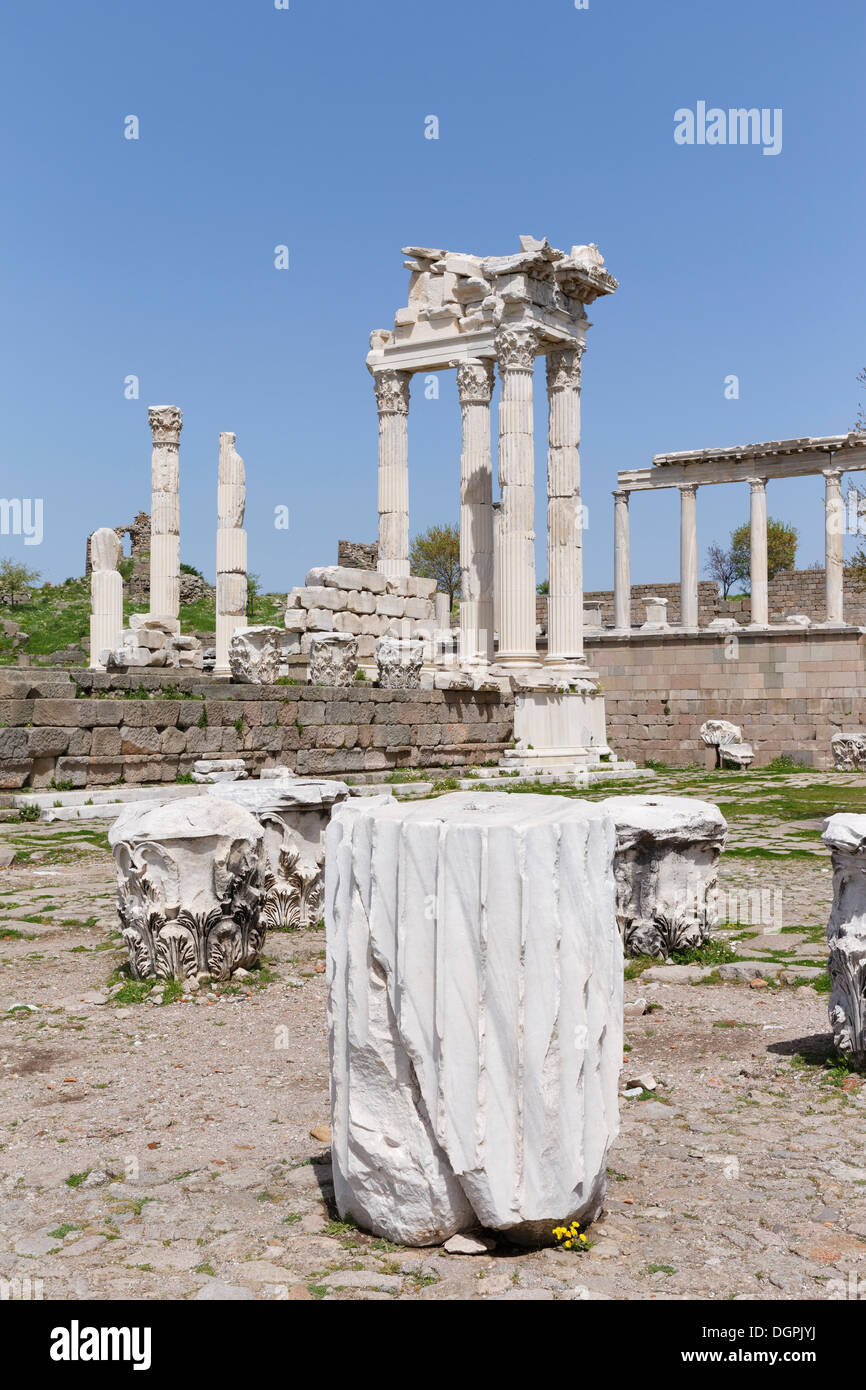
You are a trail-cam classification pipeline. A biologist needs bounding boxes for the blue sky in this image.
[0,0,863,593]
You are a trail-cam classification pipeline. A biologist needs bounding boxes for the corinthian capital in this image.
[455,358,495,405]
[494,326,539,372]
[546,346,585,392]
[148,405,183,444]
[373,369,411,415]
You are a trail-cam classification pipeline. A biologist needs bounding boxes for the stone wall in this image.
[0,669,513,790]
[337,540,378,571]
[86,511,151,598]
[586,627,866,769]
[539,569,866,630]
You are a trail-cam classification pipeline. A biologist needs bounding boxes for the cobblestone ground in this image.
[0,770,864,1302]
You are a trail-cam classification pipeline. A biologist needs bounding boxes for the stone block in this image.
[91,727,122,757]
[27,727,71,757]
[53,757,89,789]
[120,726,161,756]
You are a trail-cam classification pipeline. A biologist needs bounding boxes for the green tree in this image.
[246,572,261,623]
[730,517,798,585]
[409,523,461,609]
[536,578,549,595]
[0,558,40,608]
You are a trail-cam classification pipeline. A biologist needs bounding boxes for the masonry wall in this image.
[0,669,513,790]
[585,627,866,769]
[537,568,866,630]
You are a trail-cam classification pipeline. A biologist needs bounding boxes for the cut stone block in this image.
[109,796,267,982]
[326,791,622,1246]
[599,794,727,959]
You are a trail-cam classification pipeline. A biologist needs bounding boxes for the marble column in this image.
[748,477,769,627]
[147,406,183,627]
[89,528,123,669]
[679,483,698,629]
[456,358,495,666]
[373,369,411,579]
[495,326,539,667]
[825,469,844,624]
[545,347,586,668]
[215,432,248,676]
[613,490,631,631]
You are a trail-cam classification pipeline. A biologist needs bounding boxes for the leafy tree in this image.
[845,546,866,592]
[704,543,738,599]
[0,558,40,608]
[409,523,461,609]
[536,578,549,595]
[730,517,798,584]
[246,572,261,623]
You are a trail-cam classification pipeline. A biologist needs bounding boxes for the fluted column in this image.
[545,347,586,667]
[748,476,768,627]
[495,327,539,667]
[456,358,495,666]
[215,432,248,676]
[147,405,183,626]
[613,489,631,630]
[89,528,123,669]
[679,483,698,629]
[373,369,411,579]
[825,469,844,624]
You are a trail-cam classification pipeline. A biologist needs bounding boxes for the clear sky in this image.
[0,0,863,593]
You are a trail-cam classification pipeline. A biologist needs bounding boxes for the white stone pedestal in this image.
[326,791,623,1246]
[499,681,612,778]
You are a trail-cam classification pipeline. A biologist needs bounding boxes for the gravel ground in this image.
[1,771,864,1303]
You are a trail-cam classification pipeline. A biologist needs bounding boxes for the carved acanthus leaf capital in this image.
[148,405,183,444]
[456,358,495,405]
[494,326,539,372]
[545,346,585,392]
[373,369,411,415]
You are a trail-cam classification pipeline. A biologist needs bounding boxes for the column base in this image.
[492,652,542,670]
[501,685,617,781]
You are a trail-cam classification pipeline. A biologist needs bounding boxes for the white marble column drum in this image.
[373,369,411,580]
[825,470,844,624]
[147,406,183,627]
[748,476,769,627]
[456,358,495,666]
[495,327,540,667]
[679,483,698,630]
[613,489,631,631]
[215,432,248,676]
[89,528,123,669]
[545,347,586,668]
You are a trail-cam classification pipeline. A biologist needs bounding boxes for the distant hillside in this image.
[0,573,287,666]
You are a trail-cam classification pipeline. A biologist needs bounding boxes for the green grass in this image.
[670,939,739,967]
[0,574,286,658]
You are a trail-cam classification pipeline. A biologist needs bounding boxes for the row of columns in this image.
[373,327,587,671]
[612,470,847,629]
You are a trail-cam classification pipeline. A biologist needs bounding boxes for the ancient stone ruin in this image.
[823,814,866,1069]
[326,791,623,1245]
